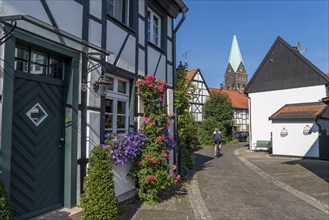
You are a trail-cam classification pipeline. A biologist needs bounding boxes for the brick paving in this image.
[194,143,329,219]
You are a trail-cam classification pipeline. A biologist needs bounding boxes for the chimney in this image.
[220,83,223,91]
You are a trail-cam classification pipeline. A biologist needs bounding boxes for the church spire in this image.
[228,33,243,72]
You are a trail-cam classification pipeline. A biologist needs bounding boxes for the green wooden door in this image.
[10,72,65,219]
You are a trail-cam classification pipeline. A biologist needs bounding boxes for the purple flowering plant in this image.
[103,132,147,165]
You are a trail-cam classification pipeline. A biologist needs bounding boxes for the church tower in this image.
[224,33,248,92]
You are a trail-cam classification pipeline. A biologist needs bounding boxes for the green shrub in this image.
[80,145,119,220]
[0,179,13,220]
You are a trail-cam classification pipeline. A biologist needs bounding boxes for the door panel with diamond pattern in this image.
[10,72,64,219]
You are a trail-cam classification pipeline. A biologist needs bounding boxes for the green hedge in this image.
[80,145,119,220]
[0,179,13,220]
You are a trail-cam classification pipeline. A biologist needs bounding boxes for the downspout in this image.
[247,95,252,150]
[173,4,188,175]
[315,116,322,135]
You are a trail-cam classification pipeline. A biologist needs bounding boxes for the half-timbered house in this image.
[0,0,187,218]
[186,68,210,121]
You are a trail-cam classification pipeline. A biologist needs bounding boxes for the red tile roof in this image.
[186,69,198,82]
[269,102,327,121]
[209,88,248,109]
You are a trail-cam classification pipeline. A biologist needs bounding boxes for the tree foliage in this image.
[199,92,234,145]
[80,145,119,220]
[175,65,198,173]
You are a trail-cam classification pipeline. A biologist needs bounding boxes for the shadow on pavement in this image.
[118,198,142,220]
[282,159,329,183]
[194,151,215,172]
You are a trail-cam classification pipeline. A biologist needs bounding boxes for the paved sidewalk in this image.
[194,143,329,219]
[237,147,329,213]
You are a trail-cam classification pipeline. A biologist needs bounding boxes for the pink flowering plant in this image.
[136,76,168,115]
[131,76,179,204]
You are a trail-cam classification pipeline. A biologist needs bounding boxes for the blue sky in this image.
[175,0,329,88]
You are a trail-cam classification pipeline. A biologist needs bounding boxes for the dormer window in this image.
[147,8,161,47]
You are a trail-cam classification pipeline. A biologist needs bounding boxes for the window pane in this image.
[153,16,159,26]
[105,114,113,129]
[106,99,113,113]
[14,60,29,72]
[15,47,29,60]
[114,0,123,22]
[30,64,47,75]
[117,101,126,114]
[147,12,151,41]
[31,51,47,65]
[117,115,126,129]
[117,80,127,94]
[107,77,114,91]
[49,58,64,79]
[107,0,114,16]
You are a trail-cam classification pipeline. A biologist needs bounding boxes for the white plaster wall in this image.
[167,17,172,38]
[138,0,145,16]
[76,110,82,204]
[89,19,102,47]
[138,49,145,76]
[167,40,172,62]
[117,35,136,73]
[138,19,145,47]
[249,85,327,150]
[167,64,173,86]
[0,0,51,25]
[155,55,166,80]
[47,0,83,38]
[87,65,101,107]
[112,162,135,201]
[272,122,319,157]
[147,46,160,75]
[86,110,100,159]
[106,21,128,64]
[89,0,102,20]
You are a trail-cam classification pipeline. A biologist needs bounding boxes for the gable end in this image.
[245,36,329,94]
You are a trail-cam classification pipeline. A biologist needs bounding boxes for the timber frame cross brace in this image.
[0,19,16,46]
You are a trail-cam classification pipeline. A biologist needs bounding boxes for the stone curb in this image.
[234,147,329,215]
[187,153,213,220]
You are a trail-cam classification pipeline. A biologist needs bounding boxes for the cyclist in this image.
[213,128,222,157]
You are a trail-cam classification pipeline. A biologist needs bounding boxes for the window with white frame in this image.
[107,0,133,28]
[105,75,129,134]
[147,8,161,47]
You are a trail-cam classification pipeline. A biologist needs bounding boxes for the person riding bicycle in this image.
[213,128,222,157]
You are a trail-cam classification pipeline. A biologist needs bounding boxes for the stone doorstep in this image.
[30,207,82,220]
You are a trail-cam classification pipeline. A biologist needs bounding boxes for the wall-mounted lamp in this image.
[280,127,288,137]
[93,75,112,96]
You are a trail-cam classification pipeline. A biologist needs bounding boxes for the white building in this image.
[245,36,329,158]
[0,0,188,218]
